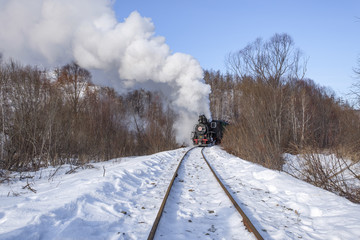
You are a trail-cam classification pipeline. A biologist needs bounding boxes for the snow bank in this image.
[0,149,187,239]
[204,147,360,239]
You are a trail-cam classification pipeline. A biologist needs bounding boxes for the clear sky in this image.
[113,0,360,100]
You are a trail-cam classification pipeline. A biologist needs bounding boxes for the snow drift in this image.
[0,0,211,144]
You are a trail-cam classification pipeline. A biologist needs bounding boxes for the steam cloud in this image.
[0,0,211,144]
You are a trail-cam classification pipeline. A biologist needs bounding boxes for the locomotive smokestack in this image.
[0,0,210,145]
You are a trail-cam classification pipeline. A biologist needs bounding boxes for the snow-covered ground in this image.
[0,146,359,239]
[155,147,255,239]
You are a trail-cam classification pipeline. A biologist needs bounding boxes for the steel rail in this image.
[201,148,264,240]
[147,147,195,240]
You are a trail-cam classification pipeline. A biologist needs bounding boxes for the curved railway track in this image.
[147,147,264,240]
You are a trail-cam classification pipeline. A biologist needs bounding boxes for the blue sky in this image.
[113,0,360,100]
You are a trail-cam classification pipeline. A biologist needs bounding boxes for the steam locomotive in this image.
[191,115,228,146]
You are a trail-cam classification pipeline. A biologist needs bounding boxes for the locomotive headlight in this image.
[197,126,203,131]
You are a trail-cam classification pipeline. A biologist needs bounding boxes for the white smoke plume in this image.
[0,0,211,145]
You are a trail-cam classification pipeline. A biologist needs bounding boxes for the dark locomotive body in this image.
[191,115,228,146]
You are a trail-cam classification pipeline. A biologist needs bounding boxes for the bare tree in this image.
[354,56,360,77]
[226,33,307,84]
[57,62,92,116]
[351,56,360,107]
[223,33,309,169]
[0,60,9,164]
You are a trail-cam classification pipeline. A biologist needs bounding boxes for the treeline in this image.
[0,60,177,172]
[205,33,360,170]
[205,70,360,170]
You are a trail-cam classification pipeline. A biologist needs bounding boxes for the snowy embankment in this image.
[204,147,360,239]
[0,149,186,240]
[0,146,360,239]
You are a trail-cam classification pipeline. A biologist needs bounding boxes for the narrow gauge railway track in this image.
[147,147,264,240]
